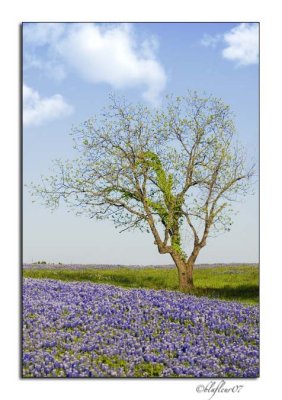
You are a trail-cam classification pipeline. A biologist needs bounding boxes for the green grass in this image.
[23,265,259,305]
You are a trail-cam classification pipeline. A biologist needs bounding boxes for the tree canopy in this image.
[31,92,254,291]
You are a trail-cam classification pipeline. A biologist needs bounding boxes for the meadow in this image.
[23,265,259,304]
[23,278,259,378]
[23,264,259,378]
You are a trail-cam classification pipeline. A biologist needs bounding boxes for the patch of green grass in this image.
[134,361,164,377]
[95,354,128,369]
[25,313,37,319]
[23,265,259,304]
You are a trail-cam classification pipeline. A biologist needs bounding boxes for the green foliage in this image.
[32,260,47,265]
[121,191,136,200]
[134,362,164,377]
[29,92,254,277]
[26,313,37,319]
[171,241,186,260]
[141,151,175,211]
[140,151,186,259]
[94,355,129,374]
[23,265,259,304]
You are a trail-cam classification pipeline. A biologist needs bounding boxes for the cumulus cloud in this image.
[23,24,66,81]
[23,23,167,105]
[23,84,73,127]
[201,23,259,66]
[222,23,259,65]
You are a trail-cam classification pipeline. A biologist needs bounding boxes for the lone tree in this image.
[31,92,254,292]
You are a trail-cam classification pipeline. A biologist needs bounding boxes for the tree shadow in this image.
[192,284,259,303]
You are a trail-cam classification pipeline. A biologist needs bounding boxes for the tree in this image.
[30,92,254,292]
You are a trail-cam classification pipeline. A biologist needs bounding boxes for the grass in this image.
[23,265,259,305]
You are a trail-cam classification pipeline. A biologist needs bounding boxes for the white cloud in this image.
[201,33,221,48]
[23,84,73,127]
[222,23,259,65]
[201,23,259,67]
[23,23,167,105]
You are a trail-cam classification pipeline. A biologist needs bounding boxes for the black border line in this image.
[20,21,260,380]
[20,23,23,380]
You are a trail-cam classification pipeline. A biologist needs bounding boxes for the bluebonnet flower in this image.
[23,278,259,378]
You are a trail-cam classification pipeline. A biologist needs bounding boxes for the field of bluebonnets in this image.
[23,266,259,378]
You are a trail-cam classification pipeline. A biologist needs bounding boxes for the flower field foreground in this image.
[23,278,259,378]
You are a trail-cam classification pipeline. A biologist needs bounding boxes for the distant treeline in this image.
[23,262,259,270]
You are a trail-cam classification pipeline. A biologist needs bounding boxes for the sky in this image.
[23,22,259,265]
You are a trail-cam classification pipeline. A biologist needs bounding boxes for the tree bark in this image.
[171,253,194,292]
[178,264,194,292]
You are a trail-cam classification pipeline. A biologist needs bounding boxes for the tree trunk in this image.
[171,253,194,292]
[178,265,194,292]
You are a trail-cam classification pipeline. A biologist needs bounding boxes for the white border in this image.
[1,1,281,399]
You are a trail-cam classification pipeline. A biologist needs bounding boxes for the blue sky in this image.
[23,22,259,264]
